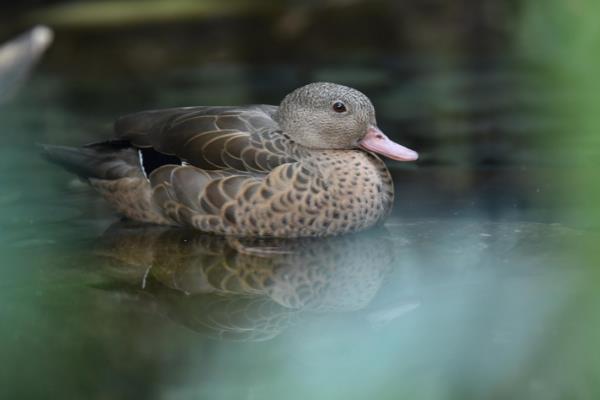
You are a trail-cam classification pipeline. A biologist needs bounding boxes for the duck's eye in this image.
[332,101,347,113]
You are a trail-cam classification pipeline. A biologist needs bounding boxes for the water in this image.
[1,45,599,400]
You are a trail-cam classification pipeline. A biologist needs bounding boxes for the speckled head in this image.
[277,82,418,161]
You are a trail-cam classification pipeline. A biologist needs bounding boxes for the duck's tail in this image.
[41,141,171,225]
[40,141,142,180]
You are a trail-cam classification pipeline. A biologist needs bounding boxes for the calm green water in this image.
[0,64,598,400]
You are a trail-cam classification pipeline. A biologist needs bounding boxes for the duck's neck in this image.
[303,148,382,169]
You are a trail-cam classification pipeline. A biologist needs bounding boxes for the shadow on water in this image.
[94,222,395,341]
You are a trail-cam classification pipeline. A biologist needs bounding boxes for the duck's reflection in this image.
[95,222,394,341]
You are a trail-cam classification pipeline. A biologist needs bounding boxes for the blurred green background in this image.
[0,0,599,399]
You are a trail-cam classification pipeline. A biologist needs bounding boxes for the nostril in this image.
[375,134,383,139]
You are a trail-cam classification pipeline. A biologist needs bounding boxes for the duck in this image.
[43,82,418,237]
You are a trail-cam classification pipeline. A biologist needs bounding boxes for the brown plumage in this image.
[43,82,418,237]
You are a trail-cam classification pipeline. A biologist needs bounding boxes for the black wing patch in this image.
[139,147,182,177]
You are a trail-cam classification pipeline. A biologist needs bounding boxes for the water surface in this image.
[0,61,598,399]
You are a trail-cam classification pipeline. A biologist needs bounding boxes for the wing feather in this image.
[114,105,297,174]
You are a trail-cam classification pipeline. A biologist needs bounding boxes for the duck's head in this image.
[277,82,418,161]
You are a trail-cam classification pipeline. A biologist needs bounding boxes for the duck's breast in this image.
[317,150,394,231]
[227,150,394,237]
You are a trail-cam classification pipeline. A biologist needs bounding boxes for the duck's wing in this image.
[144,160,330,235]
[114,105,299,174]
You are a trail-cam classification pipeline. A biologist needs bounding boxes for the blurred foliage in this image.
[517,0,600,396]
[26,0,275,27]
[518,0,600,223]
[0,0,522,73]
